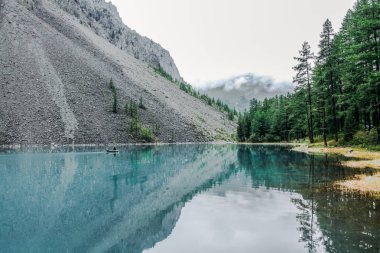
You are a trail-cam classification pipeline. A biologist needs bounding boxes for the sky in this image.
[108,0,356,88]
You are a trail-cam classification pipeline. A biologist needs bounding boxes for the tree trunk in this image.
[323,112,328,147]
[330,72,338,142]
[306,68,314,143]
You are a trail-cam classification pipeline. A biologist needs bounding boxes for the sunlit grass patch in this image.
[335,173,380,198]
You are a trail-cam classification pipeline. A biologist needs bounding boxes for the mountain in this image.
[0,0,235,145]
[49,0,182,81]
[201,73,294,112]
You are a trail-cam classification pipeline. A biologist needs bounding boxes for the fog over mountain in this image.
[201,73,294,112]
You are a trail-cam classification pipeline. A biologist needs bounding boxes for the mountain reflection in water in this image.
[0,145,379,253]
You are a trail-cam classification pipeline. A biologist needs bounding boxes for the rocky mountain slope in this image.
[201,73,294,112]
[49,0,182,81]
[0,0,235,145]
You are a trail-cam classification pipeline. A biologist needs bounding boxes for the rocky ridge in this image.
[0,0,235,145]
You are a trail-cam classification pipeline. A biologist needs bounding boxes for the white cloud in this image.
[110,0,356,87]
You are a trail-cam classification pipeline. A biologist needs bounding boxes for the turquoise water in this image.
[0,145,379,253]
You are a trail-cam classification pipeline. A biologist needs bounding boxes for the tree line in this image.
[154,67,238,120]
[238,0,380,146]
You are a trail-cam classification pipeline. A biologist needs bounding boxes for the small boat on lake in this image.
[106,149,119,153]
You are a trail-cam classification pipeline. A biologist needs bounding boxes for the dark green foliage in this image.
[237,0,380,146]
[130,117,139,135]
[110,79,155,141]
[238,96,293,142]
[126,100,138,118]
[112,94,117,113]
[138,97,147,110]
[343,110,357,141]
[154,66,174,83]
[293,41,314,143]
[125,98,156,142]
[228,111,235,121]
[109,78,117,113]
[154,66,238,120]
[130,116,156,142]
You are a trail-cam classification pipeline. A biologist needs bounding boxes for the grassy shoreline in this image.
[292,144,380,196]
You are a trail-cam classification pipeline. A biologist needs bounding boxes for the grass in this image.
[335,174,380,197]
[140,126,155,142]
[292,143,380,196]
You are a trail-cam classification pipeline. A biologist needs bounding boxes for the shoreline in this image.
[0,141,240,150]
[292,145,380,196]
[0,141,301,150]
[4,141,378,195]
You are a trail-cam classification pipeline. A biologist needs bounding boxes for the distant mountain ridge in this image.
[31,0,182,81]
[201,73,294,111]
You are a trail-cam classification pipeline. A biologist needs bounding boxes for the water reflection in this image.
[237,146,380,253]
[0,145,379,253]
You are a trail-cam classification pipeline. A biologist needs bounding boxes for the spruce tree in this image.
[138,97,147,110]
[236,0,380,145]
[293,41,315,143]
[318,19,339,142]
[109,78,117,113]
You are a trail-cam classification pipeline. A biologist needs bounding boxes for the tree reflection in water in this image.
[237,145,380,253]
[0,145,379,253]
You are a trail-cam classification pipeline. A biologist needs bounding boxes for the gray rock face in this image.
[0,0,235,145]
[37,0,182,81]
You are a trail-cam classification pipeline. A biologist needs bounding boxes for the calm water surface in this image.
[0,145,379,253]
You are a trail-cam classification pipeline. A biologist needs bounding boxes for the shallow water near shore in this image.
[0,144,379,253]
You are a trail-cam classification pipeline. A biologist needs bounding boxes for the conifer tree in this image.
[109,78,117,113]
[318,19,339,142]
[293,41,315,143]
[236,0,380,145]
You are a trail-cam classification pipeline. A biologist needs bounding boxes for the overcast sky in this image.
[109,0,356,87]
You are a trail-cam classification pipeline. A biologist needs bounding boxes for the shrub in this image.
[368,128,378,145]
[129,100,138,118]
[351,130,367,145]
[139,97,147,110]
[140,126,155,142]
[130,117,139,135]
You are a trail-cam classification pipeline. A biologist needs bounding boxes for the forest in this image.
[237,0,380,146]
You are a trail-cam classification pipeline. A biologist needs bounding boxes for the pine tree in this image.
[313,64,328,146]
[318,19,339,142]
[109,78,117,113]
[293,41,315,143]
[236,0,380,146]
[138,97,147,110]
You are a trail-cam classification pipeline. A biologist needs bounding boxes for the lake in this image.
[0,144,379,253]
